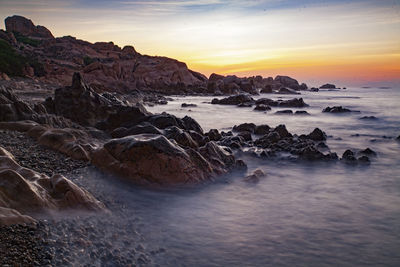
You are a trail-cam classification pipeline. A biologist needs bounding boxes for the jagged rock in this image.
[211,94,254,105]
[320,84,336,89]
[359,148,377,156]
[206,129,222,141]
[91,134,244,185]
[0,146,105,225]
[5,15,54,38]
[307,128,327,141]
[233,123,256,133]
[323,106,352,113]
[111,123,163,138]
[341,149,357,163]
[273,125,292,138]
[238,131,252,141]
[274,75,307,90]
[254,104,271,111]
[256,97,308,108]
[182,115,203,134]
[254,124,270,135]
[164,126,198,149]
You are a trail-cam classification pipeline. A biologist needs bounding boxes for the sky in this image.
[0,0,399,86]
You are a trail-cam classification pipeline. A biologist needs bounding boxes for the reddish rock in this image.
[5,15,54,38]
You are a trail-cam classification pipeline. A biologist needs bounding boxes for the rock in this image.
[310,87,319,92]
[254,124,270,135]
[182,115,204,134]
[273,124,292,139]
[232,123,256,133]
[164,126,198,149]
[256,97,308,108]
[111,123,163,138]
[211,94,254,105]
[359,148,377,156]
[359,116,378,120]
[358,156,370,164]
[5,15,54,38]
[181,103,197,108]
[274,75,301,90]
[307,128,327,141]
[91,134,243,185]
[206,129,222,141]
[295,110,309,115]
[260,85,273,94]
[320,84,336,89]
[341,149,357,163]
[0,207,36,226]
[276,87,300,95]
[0,146,105,225]
[244,169,266,183]
[237,131,252,141]
[323,106,352,113]
[275,110,293,114]
[146,114,182,130]
[254,104,271,111]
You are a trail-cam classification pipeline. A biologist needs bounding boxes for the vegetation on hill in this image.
[0,39,45,77]
[13,31,41,47]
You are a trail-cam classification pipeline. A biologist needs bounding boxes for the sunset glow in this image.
[1,0,399,86]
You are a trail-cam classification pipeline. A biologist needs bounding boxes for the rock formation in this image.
[5,15,54,39]
[0,146,105,225]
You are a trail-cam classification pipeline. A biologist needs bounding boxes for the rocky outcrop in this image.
[0,146,105,225]
[91,134,245,185]
[211,94,254,105]
[274,75,307,91]
[320,84,336,89]
[256,97,308,108]
[5,15,54,39]
[323,106,352,113]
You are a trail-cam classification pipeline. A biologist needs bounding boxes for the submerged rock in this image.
[323,106,352,113]
[211,94,254,105]
[254,104,271,111]
[320,84,336,89]
[244,169,266,183]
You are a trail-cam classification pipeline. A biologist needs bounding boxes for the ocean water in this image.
[87,87,400,266]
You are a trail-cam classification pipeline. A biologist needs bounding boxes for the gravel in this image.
[0,130,157,266]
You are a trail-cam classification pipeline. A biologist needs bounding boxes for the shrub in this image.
[13,31,41,47]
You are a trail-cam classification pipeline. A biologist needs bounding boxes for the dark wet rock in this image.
[111,123,163,138]
[323,106,352,113]
[341,149,357,163]
[359,116,378,120]
[164,126,198,149]
[188,130,209,147]
[218,135,245,149]
[275,110,293,114]
[359,148,377,156]
[276,87,300,95]
[206,129,222,141]
[274,75,304,90]
[295,110,310,115]
[181,103,197,108]
[244,169,266,183]
[233,123,256,133]
[254,104,271,111]
[254,124,270,135]
[310,87,319,92]
[273,124,292,139]
[146,114,183,130]
[297,146,338,161]
[260,85,273,94]
[307,128,327,141]
[320,84,336,89]
[238,131,252,141]
[397,135,400,141]
[256,97,308,108]
[358,155,370,164]
[182,115,204,134]
[211,94,254,105]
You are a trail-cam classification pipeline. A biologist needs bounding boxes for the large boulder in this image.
[274,75,302,90]
[5,15,54,38]
[211,94,254,105]
[0,147,105,225]
[91,134,244,185]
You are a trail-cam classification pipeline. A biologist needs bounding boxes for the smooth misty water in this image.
[87,88,400,266]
